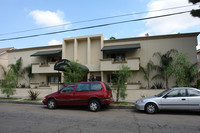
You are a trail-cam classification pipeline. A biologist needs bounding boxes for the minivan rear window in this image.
[91,83,102,91]
[104,82,111,91]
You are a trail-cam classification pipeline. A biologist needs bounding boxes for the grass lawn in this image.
[22,99,42,102]
[111,101,134,106]
[0,97,21,100]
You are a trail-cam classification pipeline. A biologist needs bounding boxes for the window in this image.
[106,53,125,62]
[60,84,75,93]
[166,89,186,97]
[107,74,116,83]
[47,56,61,63]
[96,76,101,81]
[91,83,102,91]
[76,83,90,92]
[48,76,61,83]
[187,89,200,96]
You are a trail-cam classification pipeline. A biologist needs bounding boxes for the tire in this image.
[88,99,100,112]
[47,99,57,109]
[145,103,158,114]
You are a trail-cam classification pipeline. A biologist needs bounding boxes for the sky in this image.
[0,0,200,49]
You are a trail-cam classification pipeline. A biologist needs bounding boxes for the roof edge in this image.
[104,32,200,43]
[8,45,62,53]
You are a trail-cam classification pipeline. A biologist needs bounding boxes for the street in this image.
[0,103,200,133]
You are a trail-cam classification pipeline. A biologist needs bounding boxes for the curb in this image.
[0,100,42,105]
[0,100,134,109]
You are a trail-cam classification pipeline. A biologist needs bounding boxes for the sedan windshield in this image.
[155,89,171,97]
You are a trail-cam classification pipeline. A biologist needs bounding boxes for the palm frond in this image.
[0,65,7,76]
[152,74,165,80]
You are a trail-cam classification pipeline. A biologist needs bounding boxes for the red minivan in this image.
[43,81,114,112]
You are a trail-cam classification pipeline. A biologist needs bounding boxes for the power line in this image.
[0,4,196,36]
[0,10,190,42]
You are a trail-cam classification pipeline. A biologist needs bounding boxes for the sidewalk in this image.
[0,99,134,109]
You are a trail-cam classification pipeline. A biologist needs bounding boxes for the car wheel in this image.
[145,103,158,114]
[47,99,57,109]
[88,99,100,112]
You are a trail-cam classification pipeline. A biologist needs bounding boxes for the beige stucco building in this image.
[7,32,199,89]
[8,45,62,88]
[62,32,199,89]
[0,47,14,81]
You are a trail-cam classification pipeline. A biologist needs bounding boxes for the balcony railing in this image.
[32,62,58,73]
[100,57,140,71]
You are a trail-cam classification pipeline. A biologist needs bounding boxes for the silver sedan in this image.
[135,87,200,114]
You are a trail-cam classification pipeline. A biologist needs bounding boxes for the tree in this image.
[63,61,85,85]
[189,0,200,18]
[9,57,22,76]
[140,60,155,89]
[153,49,178,89]
[23,65,33,86]
[1,69,17,98]
[112,65,131,102]
[109,36,116,40]
[169,53,198,87]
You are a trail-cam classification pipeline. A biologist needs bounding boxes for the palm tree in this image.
[9,57,22,76]
[185,62,198,85]
[0,65,6,77]
[140,60,155,89]
[152,49,178,89]
[23,65,33,86]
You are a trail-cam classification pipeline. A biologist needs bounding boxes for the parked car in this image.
[135,87,200,114]
[43,81,114,112]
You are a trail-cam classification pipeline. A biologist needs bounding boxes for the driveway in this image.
[0,103,200,133]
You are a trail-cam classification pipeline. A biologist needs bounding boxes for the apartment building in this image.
[7,32,199,89]
[8,45,62,88]
[62,33,199,89]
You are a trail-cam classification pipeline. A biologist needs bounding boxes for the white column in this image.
[101,71,104,82]
[100,35,104,60]
[74,39,78,61]
[87,37,91,65]
[87,72,90,81]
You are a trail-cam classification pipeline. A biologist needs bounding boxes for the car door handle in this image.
[181,98,186,101]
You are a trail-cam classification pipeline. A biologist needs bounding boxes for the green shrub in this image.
[27,89,40,100]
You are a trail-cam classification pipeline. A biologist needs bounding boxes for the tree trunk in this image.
[166,78,169,89]
[116,78,120,103]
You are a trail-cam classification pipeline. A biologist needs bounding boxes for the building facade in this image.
[7,32,199,89]
[62,33,199,89]
[8,45,62,88]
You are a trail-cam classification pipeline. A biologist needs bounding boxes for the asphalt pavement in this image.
[0,103,200,133]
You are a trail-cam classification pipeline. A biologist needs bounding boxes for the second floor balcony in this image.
[100,57,140,71]
[32,62,58,73]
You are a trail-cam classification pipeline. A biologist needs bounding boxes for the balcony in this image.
[32,62,58,73]
[100,57,140,71]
